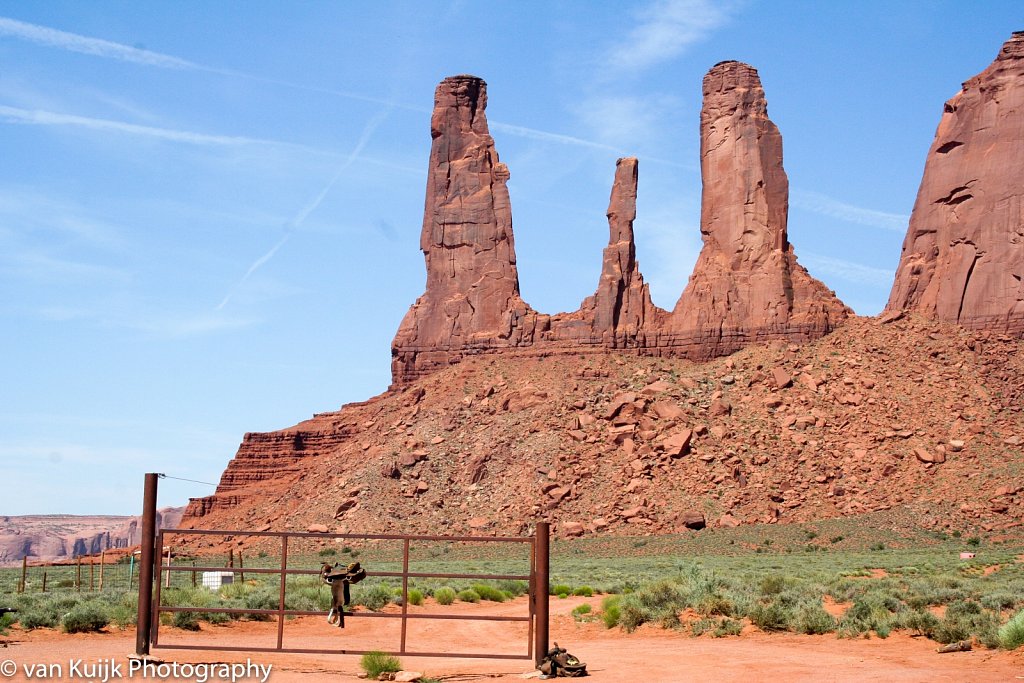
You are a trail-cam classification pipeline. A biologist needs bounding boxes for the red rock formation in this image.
[663,61,849,356]
[389,68,847,386]
[183,415,364,519]
[886,32,1024,336]
[391,75,538,384]
[577,157,659,347]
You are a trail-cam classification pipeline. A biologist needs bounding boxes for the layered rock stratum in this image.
[886,32,1024,336]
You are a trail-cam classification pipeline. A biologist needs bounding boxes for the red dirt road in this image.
[2,597,1021,682]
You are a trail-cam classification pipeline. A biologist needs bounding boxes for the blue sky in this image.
[0,1,1020,515]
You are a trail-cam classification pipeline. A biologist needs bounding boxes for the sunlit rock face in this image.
[886,32,1024,337]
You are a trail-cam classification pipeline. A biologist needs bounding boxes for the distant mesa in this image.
[886,32,1024,337]
[391,64,849,386]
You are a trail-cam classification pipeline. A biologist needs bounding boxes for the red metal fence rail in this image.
[138,521,549,663]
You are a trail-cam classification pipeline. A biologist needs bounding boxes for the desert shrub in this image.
[204,610,231,625]
[794,602,836,635]
[357,584,394,611]
[695,593,734,617]
[713,618,744,637]
[601,595,622,629]
[0,612,15,634]
[471,584,506,602]
[62,603,110,633]
[966,536,981,547]
[934,614,973,644]
[759,575,787,596]
[614,579,686,633]
[243,588,278,620]
[980,592,1018,611]
[571,604,592,622]
[318,547,337,557]
[407,588,424,606]
[998,609,1024,650]
[946,600,982,619]
[434,587,456,606]
[497,580,529,597]
[893,609,939,637]
[573,586,594,597]
[172,611,201,631]
[550,584,573,597]
[457,589,481,604]
[690,617,716,636]
[18,601,61,630]
[360,651,401,679]
[748,600,792,632]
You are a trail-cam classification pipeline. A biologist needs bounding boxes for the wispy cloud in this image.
[0,16,198,69]
[0,16,668,163]
[0,104,287,147]
[791,189,909,233]
[216,109,392,310]
[607,0,736,73]
[0,251,130,283]
[799,251,894,287]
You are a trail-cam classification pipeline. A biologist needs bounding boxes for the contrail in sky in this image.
[215,109,391,311]
[0,15,653,160]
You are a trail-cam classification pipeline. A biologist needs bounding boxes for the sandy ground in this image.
[1,596,1022,682]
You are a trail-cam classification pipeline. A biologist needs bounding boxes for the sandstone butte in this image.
[178,38,1024,534]
[391,66,849,386]
[886,31,1024,337]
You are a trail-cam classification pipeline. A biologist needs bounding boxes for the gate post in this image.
[534,521,550,665]
[135,473,159,656]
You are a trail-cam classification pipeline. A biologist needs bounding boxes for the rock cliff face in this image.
[577,157,659,347]
[391,66,847,386]
[886,32,1024,336]
[391,75,538,384]
[0,508,184,565]
[664,61,849,356]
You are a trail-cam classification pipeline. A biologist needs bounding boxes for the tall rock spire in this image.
[667,61,848,356]
[886,32,1024,336]
[580,157,657,345]
[391,75,536,385]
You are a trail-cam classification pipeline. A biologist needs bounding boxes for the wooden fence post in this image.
[99,551,105,591]
[76,557,82,592]
[41,571,47,593]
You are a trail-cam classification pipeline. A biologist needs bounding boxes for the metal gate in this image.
[135,475,550,663]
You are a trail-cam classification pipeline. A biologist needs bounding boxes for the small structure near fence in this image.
[134,473,550,664]
[200,571,234,589]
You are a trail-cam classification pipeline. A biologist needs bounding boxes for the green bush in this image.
[358,584,394,611]
[794,603,836,635]
[573,586,594,597]
[980,592,1018,611]
[434,587,456,606]
[748,600,792,632]
[713,618,744,637]
[471,584,507,602]
[172,611,201,631]
[601,595,622,629]
[62,603,110,633]
[359,651,401,679]
[243,588,278,621]
[893,609,938,637]
[0,612,15,635]
[759,575,787,596]
[318,547,337,557]
[550,584,573,596]
[407,588,424,606]
[457,589,481,604]
[934,615,973,644]
[497,580,529,597]
[571,604,592,622]
[998,609,1024,650]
